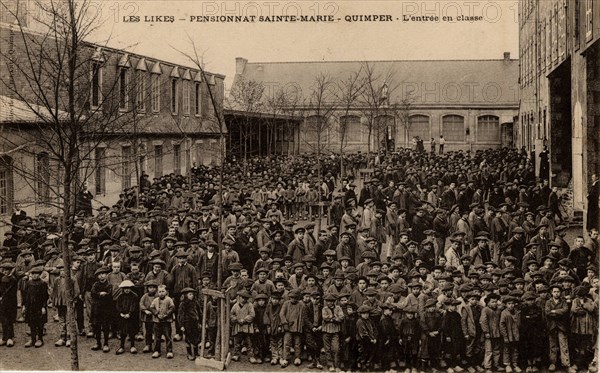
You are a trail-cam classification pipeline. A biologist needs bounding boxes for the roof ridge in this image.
[245,58,518,65]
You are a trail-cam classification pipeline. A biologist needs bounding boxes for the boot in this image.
[192,346,198,360]
[186,346,194,361]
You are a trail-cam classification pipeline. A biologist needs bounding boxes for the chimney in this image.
[503,52,511,62]
[235,57,248,75]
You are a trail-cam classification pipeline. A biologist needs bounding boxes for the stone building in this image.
[517,0,599,227]
[0,21,226,223]
[230,55,519,156]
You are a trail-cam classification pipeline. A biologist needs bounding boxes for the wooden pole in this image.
[200,293,208,358]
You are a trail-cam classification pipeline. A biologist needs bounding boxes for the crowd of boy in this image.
[0,147,598,373]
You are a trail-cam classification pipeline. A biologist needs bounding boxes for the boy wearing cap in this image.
[230,290,256,363]
[441,298,465,372]
[570,286,596,371]
[322,293,344,371]
[520,291,544,372]
[499,297,521,372]
[480,293,502,372]
[178,288,201,360]
[51,261,74,347]
[150,285,175,358]
[399,305,421,371]
[264,291,284,365]
[90,266,114,352]
[114,280,140,354]
[279,289,309,367]
[253,293,269,363]
[139,280,158,353]
[544,284,571,371]
[169,250,198,341]
[0,262,19,347]
[356,304,377,370]
[461,292,483,371]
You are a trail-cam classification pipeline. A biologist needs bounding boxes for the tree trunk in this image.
[62,163,80,370]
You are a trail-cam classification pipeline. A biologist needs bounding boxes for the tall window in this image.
[119,68,128,110]
[36,152,50,202]
[91,61,102,108]
[586,0,593,41]
[477,115,500,142]
[442,115,465,142]
[171,78,178,113]
[341,115,361,142]
[194,82,201,116]
[122,146,131,189]
[408,115,430,141]
[95,148,106,195]
[183,80,190,115]
[0,156,13,214]
[136,71,145,112]
[173,144,181,175]
[304,115,324,143]
[154,145,163,177]
[151,74,160,112]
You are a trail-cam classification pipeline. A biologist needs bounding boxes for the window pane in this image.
[341,115,361,142]
[442,115,465,142]
[37,152,50,201]
[171,79,178,113]
[119,68,127,109]
[173,144,181,175]
[408,115,430,141]
[154,145,163,177]
[195,83,201,115]
[95,148,105,195]
[0,157,13,214]
[91,63,100,107]
[477,115,500,142]
[122,146,131,189]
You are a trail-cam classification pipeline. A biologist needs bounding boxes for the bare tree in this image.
[395,92,414,147]
[228,76,265,169]
[333,69,364,179]
[358,62,399,158]
[303,73,337,177]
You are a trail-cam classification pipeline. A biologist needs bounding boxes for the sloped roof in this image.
[233,59,519,107]
[0,95,68,124]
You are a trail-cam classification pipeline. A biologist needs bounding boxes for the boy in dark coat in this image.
[177,287,201,360]
[23,266,49,347]
[0,261,19,347]
[399,305,421,371]
[90,266,114,352]
[264,291,284,365]
[356,304,377,370]
[378,303,399,371]
[114,279,140,354]
[520,291,545,371]
[420,298,443,370]
[252,293,269,363]
[441,298,465,371]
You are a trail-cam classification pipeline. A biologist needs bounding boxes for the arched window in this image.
[477,115,500,142]
[36,152,50,202]
[408,114,430,140]
[340,115,361,143]
[442,115,465,142]
[0,156,14,214]
[304,115,325,143]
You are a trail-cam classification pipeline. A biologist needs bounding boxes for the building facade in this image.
[231,55,519,156]
[518,0,599,226]
[0,21,226,222]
